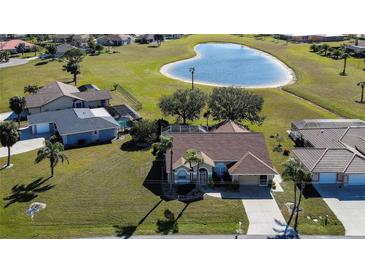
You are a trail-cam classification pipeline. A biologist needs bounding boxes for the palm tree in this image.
[184,148,203,183]
[153,135,173,183]
[203,110,211,128]
[341,52,350,75]
[357,81,365,103]
[9,96,26,127]
[321,43,329,56]
[0,121,19,168]
[282,158,311,235]
[35,140,69,177]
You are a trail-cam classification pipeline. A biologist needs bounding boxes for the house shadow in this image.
[221,186,273,200]
[302,184,321,198]
[114,199,163,238]
[3,177,54,208]
[314,185,365,201]
[34,61,48,66]
[147,45,159,48]
[120,140,151,152]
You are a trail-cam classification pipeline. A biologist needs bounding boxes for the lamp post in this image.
[189,66,195,90]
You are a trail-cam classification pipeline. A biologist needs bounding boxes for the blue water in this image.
[162,43,293,87]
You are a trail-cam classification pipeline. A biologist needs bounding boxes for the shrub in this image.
[283,149,290,156]
[130,119,158,146]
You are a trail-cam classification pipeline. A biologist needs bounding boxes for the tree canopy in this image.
[9,96,26,127]
[130,119,158,146]
[62,48,84,85]
[159,89,206,124]
[0,121,19,167]
[208,86,264,124]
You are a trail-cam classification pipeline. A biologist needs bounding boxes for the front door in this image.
[198,168,208,184]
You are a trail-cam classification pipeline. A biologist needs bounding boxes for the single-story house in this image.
[0,39,34,53]
[54,43,77,58]
[290,119,365,185]
[96,34,132,46]
[27,108,119,147]
[25,81,111,115]
[105,104,141,128]
[345,39,365,54]
[277,34,345,43]
[165,121,277,186]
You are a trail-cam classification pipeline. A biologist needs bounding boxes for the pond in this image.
[161,43,295,88]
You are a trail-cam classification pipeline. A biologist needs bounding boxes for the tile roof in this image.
[292,119,365,130]
[292,148,327,171]
[298,128,348,148]
[166,132,274,174]
[25,81,111,108]
[228,152,277,175]
[28,108,119,136]
[0,39,34,50]
[212,120,250,133]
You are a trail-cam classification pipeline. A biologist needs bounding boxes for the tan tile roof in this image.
[212,120,250,133]
[229,152,277,175]
[0,39,34,50]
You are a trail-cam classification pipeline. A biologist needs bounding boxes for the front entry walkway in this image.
[206,186,287,236]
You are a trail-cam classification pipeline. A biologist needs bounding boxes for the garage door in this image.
[36,123,50,134]
[348,174,365,185]
[318,173,337,184]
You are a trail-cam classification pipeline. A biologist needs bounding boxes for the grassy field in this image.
[0,34,347,237]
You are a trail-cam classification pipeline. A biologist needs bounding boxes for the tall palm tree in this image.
[9,96,26,127]
[0,121,19,168]
[35,141,69,177]
[341,52,350,75]
[357,81,365,103]
[153,135,173,183]
[282,158,311,235]
[184,148,203,183]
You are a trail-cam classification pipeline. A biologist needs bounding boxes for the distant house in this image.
[345,39,365,55]
[52,34,90,47]
[52,34,71,44]
[165,120,277,185]
[277,34,345,43]
[54,43,77,58]
[0,39,34,53]
[27,108,119,147]
[105,104,141,128]
[25,81,111,115]
[290,119,365,185]
[164,34,182,40]
[96,34,132,46]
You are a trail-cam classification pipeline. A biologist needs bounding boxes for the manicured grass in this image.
[0,34,347,237]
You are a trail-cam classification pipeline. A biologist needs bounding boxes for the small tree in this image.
[159,89,206,125]
[95,44,104,53]
[35,140,68,177]
[309,44,319,52]
[153,34,164,46]
[130,119,157,147]
[62,48,84,85]
[24,84,40,95]
[46,44,57,56]
[184,149,204,182]
[320,43,329,56]
[0,51,10,63]
[208,86,264,124]
[282,158,311,235]
[340,52,350,75]
[203,110,211,128]
[0,121,19,168]
[9,96,26,127]
[15,43,26,55]
[31,45,39,56]
[331,49,342,59]
[357,81,365,103]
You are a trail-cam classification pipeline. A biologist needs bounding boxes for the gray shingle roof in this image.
[292,148,327,170]
[25,81,111,108]
[28,108,119,136]
[298,128,348,148]
[292,119,365,130]
[313,149,354,173]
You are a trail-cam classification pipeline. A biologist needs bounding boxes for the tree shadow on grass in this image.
[114,199,163,238]
[120,140,151,152]
[156,203,189,235]
[3,177,54,208]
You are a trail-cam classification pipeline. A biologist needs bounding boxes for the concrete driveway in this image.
[315,185,365,236]
[0,138,45,158]
[215,186,287,236]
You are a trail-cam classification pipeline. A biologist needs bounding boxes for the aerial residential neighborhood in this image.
[0,33,365,241]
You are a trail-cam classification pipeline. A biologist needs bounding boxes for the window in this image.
[259,175,267,185]
[312,173,319,182]
[75,102,82,108]
[177,169,188,180]
[337,173,345,182]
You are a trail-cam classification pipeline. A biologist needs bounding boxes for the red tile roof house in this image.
[0,39,34,53]
[290,119,365,185]
[165,121,277,186]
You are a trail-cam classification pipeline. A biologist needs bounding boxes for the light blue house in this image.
[27,108,120,147]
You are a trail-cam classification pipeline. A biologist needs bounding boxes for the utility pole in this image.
[189,66,195,90]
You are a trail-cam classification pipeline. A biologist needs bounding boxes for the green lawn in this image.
[0,34,348,237]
